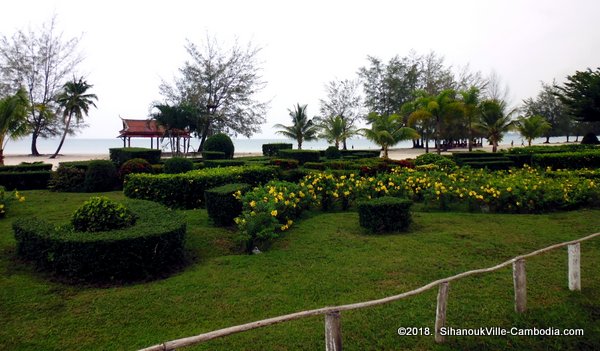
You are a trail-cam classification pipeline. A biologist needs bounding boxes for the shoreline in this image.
[2,141,574,169]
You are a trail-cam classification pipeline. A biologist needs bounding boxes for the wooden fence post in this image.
[513,259,527,313]
[325,311,342,351]
[435,282,450,343]
[568,243,581,291]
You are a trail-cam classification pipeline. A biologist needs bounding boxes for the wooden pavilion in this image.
[117,118,191,150]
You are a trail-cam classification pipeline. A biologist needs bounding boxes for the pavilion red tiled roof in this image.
[118,118,189,138]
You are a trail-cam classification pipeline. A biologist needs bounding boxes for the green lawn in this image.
[1,190,600,350]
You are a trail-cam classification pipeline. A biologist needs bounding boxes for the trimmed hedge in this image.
[49,165,86,192]
[163,157,194,174]
[57,160,91,171]
[507,144,598,155]
[0,171,52,190]
[270,158,299,170]
[304,162,325,170]
[325,146,341,159]
[531,151,600,169]
[12,199,186,282]
[278,149,320,164]
[262,143,293,157]
[124,165,276,208]
[84,160,118,192]
[203,133,235,159]
[358,196,413,233]
[202,151,226,160]
[109,147,161,166]
[203,159,246,168]
[119,158,154,181]
[0,163,52,172]
[205,183,251,226]
[462,160,514,170]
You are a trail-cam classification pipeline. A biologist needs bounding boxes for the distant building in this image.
[117,118,190,150]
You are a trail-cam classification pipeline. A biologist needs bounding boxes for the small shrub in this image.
[358,196,413,233]
[119,158,154,181]
[203,133,235,159]
[49,165,86,192]
[414,153,454,167]
[202,151,226,160]
[278,149,320,164]
[71,197,137,232]
[84,160,118,192]
[325,146,341,159]
[262,143,292,156]
[0,163,52,172]
[109,147,161,166]
[581,132,600,145]
[205,183,251,226]
[163,157,194,174]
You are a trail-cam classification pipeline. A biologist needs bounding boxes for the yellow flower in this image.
[287,219,293,225]
[271,210,278,217]
[250,200,256,207]
[19,197,25,202]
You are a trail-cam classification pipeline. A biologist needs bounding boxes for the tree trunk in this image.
[382,145,388,159]
[468,117,473,152]
[436,116,442,155]
[50,112,73,159]
[31,131,41,156]
[545,135,550,143]
[528,139,532,147]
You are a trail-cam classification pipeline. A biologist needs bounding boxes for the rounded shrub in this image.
[84,160,118,192]
[71,197,136,232]
[13,199,186,282]
[203,133,235,159]
[49,165,86,192]
[163,157,194,174]
[581,132,600,145]
[119,158,153,181]
[358,196,413,233]
[325,146,342,159]
[414,153,456,169]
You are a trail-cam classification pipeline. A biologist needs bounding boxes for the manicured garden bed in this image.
[1,190,600,350]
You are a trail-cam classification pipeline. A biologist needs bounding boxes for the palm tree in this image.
[273,104,319,149]
[0,88,30,166]
[515,115,551,146]
[460,87,481,151]
[475,99,516,152]
[50,77,97,158]
[362,113,419,159]
[408,89,463,155]
[318,115,358,149]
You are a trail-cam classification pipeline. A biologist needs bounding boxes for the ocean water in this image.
[3,133,573,155]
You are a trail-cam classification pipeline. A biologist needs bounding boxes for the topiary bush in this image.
[163,157,194,174]
[71,197,137,232]
[13,199,186,282]
[581,132,600,145]
[205,183,251,226]
[203,133,235,159]
[203,159,246,168]
[119,158,154,181]
[325,146,342,159]
[84,160,118,192]
[358,196,413,233]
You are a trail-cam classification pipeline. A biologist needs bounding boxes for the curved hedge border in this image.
[13,199,186,282]
[124,165,276,208]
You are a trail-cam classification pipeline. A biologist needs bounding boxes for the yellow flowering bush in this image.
[0,186,25,219]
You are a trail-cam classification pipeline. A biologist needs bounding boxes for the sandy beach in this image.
[2,141,571,169]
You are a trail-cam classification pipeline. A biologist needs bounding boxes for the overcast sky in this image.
[2,0,599,139]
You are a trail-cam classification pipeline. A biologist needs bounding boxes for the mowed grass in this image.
[1,190,600,350]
